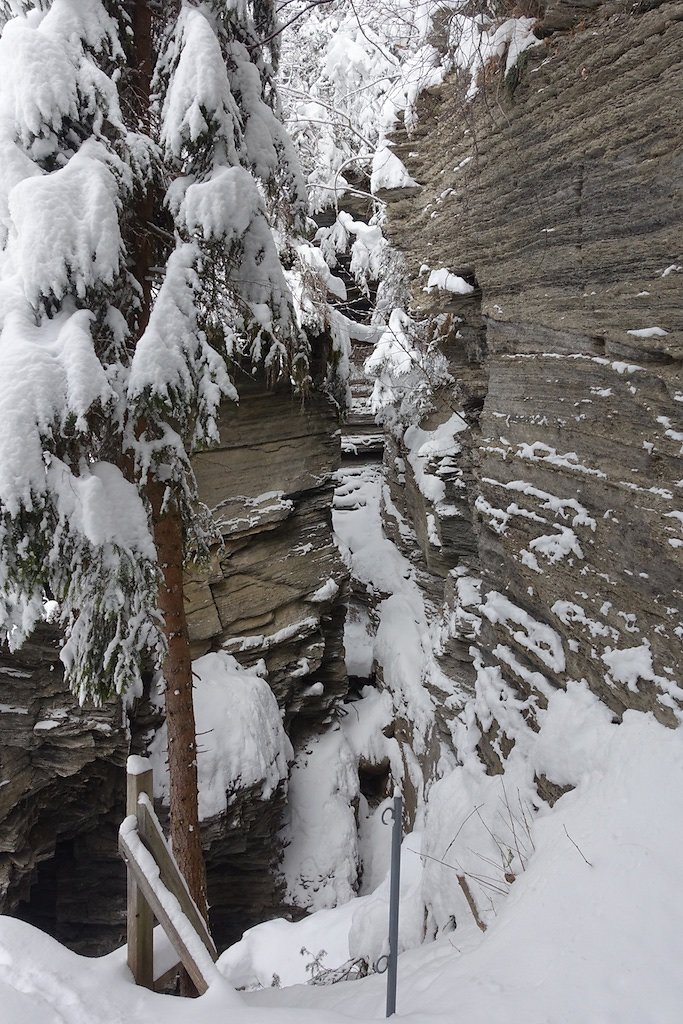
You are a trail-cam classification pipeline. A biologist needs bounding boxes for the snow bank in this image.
[279,725,360,911]
[276,680,404,921]
[218,899,363,990]
[4,692,683,1024]
[240,705,683,1024]
[334,462,437,750]
[149,652,291,821]
[411,707,683,1024]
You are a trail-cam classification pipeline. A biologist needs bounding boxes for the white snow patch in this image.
[309,578,340,603]
[279,726,360,911]
[482,592,566,673]
[404,413,467,505]
[149,652,291,821]
[625,326,668,338]
[370,146,419,193]
[126,755,151,777]
[424,268,474,295]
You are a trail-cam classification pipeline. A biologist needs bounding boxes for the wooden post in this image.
[118,827,217,996]
[136,797,217,960]
[126,756,154,988]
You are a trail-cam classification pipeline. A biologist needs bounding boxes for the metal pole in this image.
[385,791,402,1017]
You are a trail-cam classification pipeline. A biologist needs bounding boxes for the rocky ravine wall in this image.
[187,376,348,734]
[0,627,129,953]
[381,0,683,782]
[0,377,348,952]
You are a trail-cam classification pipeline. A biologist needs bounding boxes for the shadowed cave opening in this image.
[14,827,127,957]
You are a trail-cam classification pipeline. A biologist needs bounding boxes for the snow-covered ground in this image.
[2,3,681,1022]
[246,708,683,1024]
[2,705,683,1022]
[3,450,683,1023]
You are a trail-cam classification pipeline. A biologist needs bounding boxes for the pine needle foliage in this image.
[0,0,313,704]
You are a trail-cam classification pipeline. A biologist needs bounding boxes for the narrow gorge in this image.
[0,0,681,985]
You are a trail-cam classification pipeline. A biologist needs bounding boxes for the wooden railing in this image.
[118,757,219,995]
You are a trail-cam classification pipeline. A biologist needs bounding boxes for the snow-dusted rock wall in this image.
[0,379,348,951]
[187,375,349,733]
[382,1,682,778]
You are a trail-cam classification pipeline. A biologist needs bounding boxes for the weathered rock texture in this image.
[0,379,347,952]
[188,377,348,735]
[0,626,128,954]
[3,0,681,957]
[189,378,350,944]
[384,0,683,774]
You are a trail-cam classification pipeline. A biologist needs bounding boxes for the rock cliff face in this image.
[0,627,128,953]
[1,0,681,959]
[187,377,349,944]
[382,0,683,780]
[188,376,348,735]
[0,378,347,952]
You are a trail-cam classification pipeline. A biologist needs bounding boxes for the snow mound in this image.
[149,652,292,821]
[239,708,683,1024]
[370,147,419,194]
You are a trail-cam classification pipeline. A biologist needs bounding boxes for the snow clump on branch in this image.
[0,0,326,703]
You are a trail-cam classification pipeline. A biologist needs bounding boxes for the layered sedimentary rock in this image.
[189,377,350,943]
[188,376,348,733]
[0,378,347,951]
[3,0,681,958]
[383,0,683,773]
[0,626,128,953]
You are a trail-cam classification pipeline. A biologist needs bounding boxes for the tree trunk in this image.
[147,481,208,921]
[127,0,210,971]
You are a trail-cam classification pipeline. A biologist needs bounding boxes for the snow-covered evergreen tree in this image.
[278,2,540,427]
[0,0,162,704]
[0,0,313,920]
[278,0,448,212]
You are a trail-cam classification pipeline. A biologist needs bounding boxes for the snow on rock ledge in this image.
[149,652,292,822]
[370,146,419,196]
[382,1,683,767]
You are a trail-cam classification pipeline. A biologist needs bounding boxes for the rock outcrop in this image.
[0,626,128,953]
[382,0,683,775]
[0,377,348,952]
[2,0,681,960]
[187,376,349,736]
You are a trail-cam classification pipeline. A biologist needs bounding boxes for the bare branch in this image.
[564,826,593,867]
[250,0,336,50]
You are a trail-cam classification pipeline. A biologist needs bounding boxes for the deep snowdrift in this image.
[2,709,682,1023]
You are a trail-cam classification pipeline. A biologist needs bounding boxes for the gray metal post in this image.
[385,791,402,1017]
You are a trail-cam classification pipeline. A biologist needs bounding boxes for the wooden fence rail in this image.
[118,756,218,995]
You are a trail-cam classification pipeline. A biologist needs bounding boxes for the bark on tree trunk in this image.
[126,3,210,989]
[147,480,208,921]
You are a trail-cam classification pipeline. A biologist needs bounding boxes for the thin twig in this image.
[442,803,484,860]
[251,0,336,50]
[563,826,593,867]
